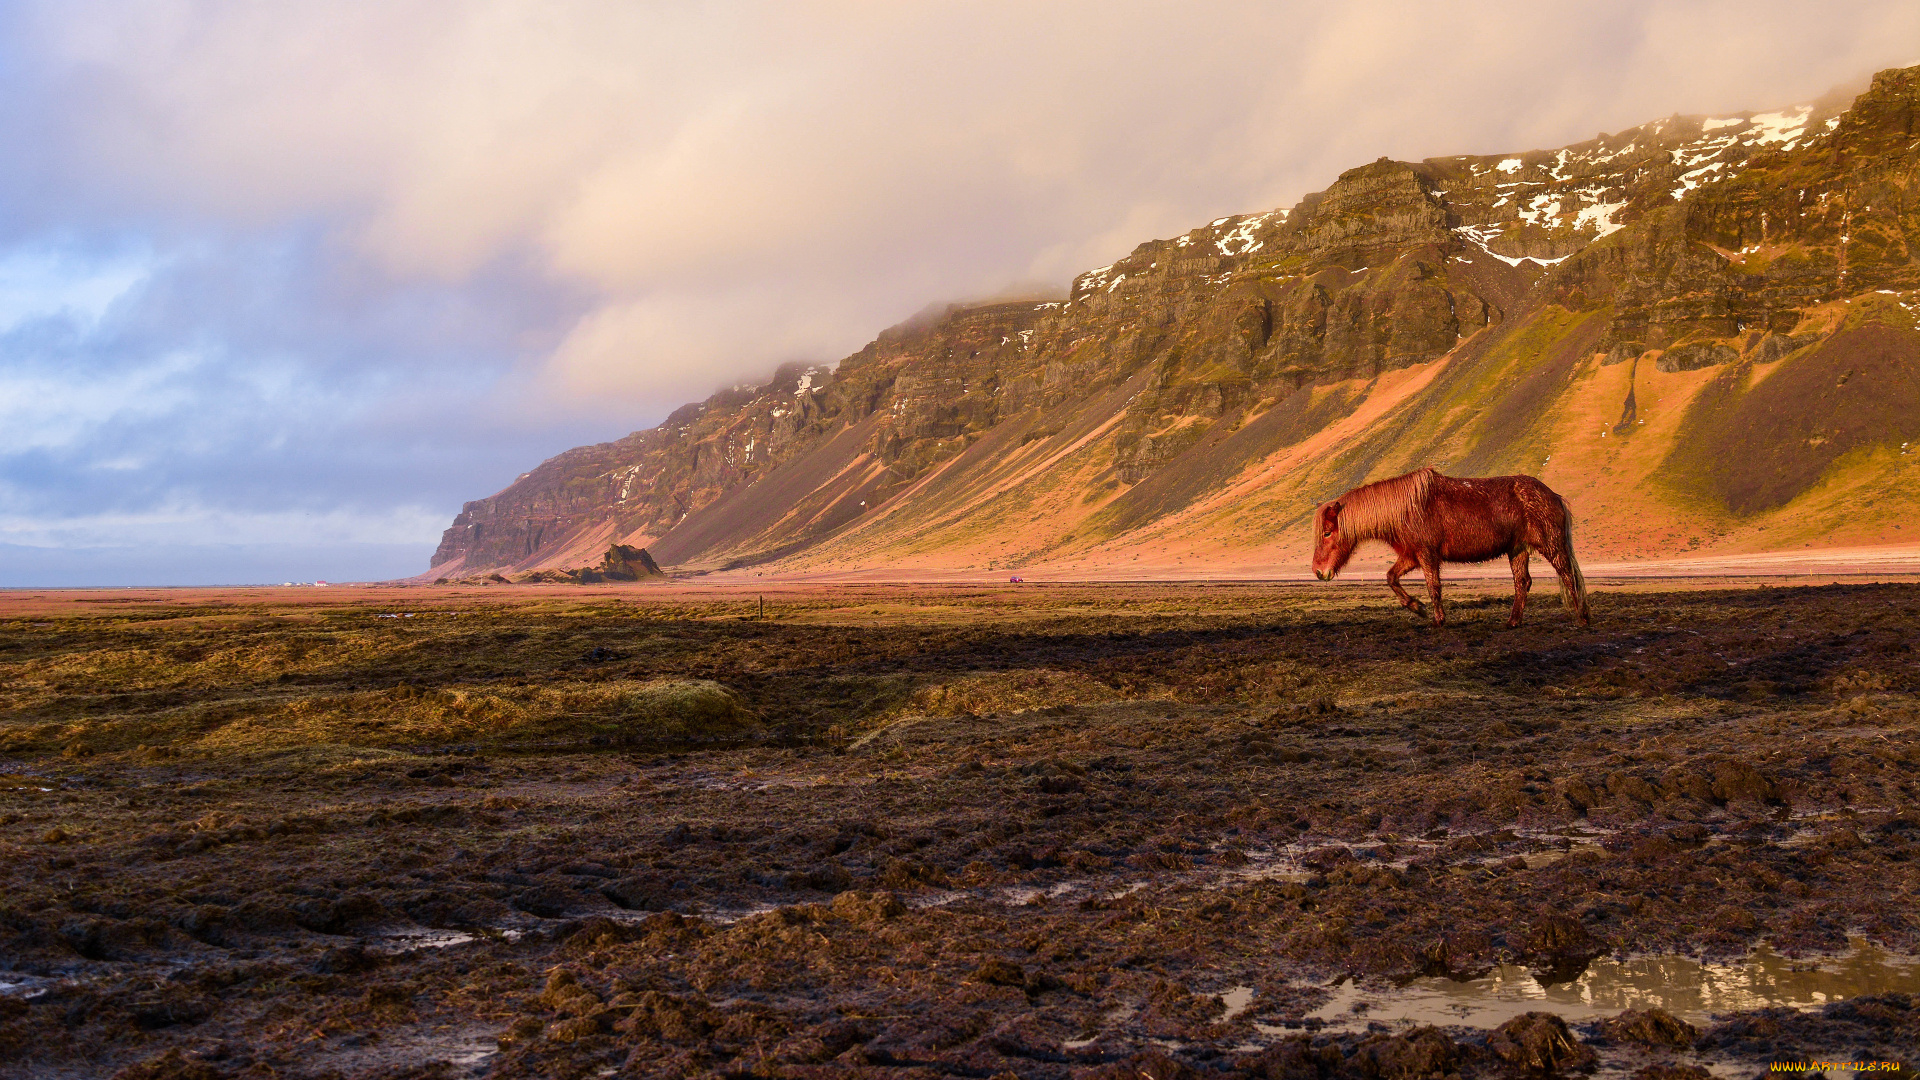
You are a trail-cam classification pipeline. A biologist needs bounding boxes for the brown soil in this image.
[1,581,1916,1078]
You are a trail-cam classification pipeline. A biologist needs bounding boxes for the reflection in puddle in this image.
[1296,939,1920,1033]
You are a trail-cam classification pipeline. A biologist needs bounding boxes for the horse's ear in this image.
[1322,501,1341,529]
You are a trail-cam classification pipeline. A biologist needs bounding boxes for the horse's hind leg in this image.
[1508,548,1532,628]
[1420,553,1446,626]
[1543,547,1589,627]
[1387,554,1425,617]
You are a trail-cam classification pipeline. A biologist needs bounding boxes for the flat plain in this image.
[1,579,1917,1078]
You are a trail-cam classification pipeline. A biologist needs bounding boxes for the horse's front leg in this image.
[1508,549,1533,627]
[1386,554,1424,617]
[1419,553,1446,626]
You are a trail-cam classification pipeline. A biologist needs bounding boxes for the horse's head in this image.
[1311,500,1353,580]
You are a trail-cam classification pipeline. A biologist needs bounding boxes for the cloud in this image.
[0,243,154,332]
[0,541,432,587]
[0,225,603,581]
[0,502,448,550]
[3,0,1918,582]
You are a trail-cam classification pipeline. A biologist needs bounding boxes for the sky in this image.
[2,2,1916,586]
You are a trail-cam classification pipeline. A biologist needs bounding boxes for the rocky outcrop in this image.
[581,544,665,583]
[435,545,667,585]
[432,65,1920,577]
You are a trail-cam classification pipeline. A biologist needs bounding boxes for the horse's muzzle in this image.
[1314,569,1327,581]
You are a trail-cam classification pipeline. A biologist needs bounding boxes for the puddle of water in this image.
[1789,807,1891,821]
[997,880,1086,906]
[444,1041,497,1069]
[368,927,480,953]
[905,875,1148,917]
[679,902,779,926]
[908,889,967,910]
[893,827,1636,928]
[1215,825,1620,884]
[1520,843,1606,869]
[1220,984,1256,1021]
[301,1024,499,1077]
[1296,939,1920,1033]
[1000,886,1044,906]
[1219,850,1312,884]
[0,975,54,1000]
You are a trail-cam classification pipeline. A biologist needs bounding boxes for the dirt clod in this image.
[1599,1007,1699,1048]
[1486,1011,1599,1073]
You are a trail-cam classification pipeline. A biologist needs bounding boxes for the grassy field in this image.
[1,580,1916,1078]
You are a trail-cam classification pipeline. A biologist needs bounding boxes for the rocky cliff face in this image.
[431,66,1920,578]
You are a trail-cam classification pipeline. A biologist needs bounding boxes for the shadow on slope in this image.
[1667,320,1920,516]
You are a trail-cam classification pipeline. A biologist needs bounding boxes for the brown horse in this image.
[1311,468,1589,627]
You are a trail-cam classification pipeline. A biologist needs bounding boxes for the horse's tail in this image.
[1557,495,1590,624]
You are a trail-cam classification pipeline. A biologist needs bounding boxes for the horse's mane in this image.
[1337,468,1436,540]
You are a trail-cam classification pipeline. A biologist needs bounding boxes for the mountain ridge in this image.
[428,65,1920,581]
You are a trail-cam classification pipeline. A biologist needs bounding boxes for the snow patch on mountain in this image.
[1453,224,1570,267]
[1573,198,1628,237]
[1214,210,1282,256]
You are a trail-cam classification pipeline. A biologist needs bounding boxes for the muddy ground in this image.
[1,580,1916,1078]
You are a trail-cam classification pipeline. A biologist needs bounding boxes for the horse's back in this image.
[1439,473,1565,512]
[1425,473,1567,560]
[1428,473,1541,513]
